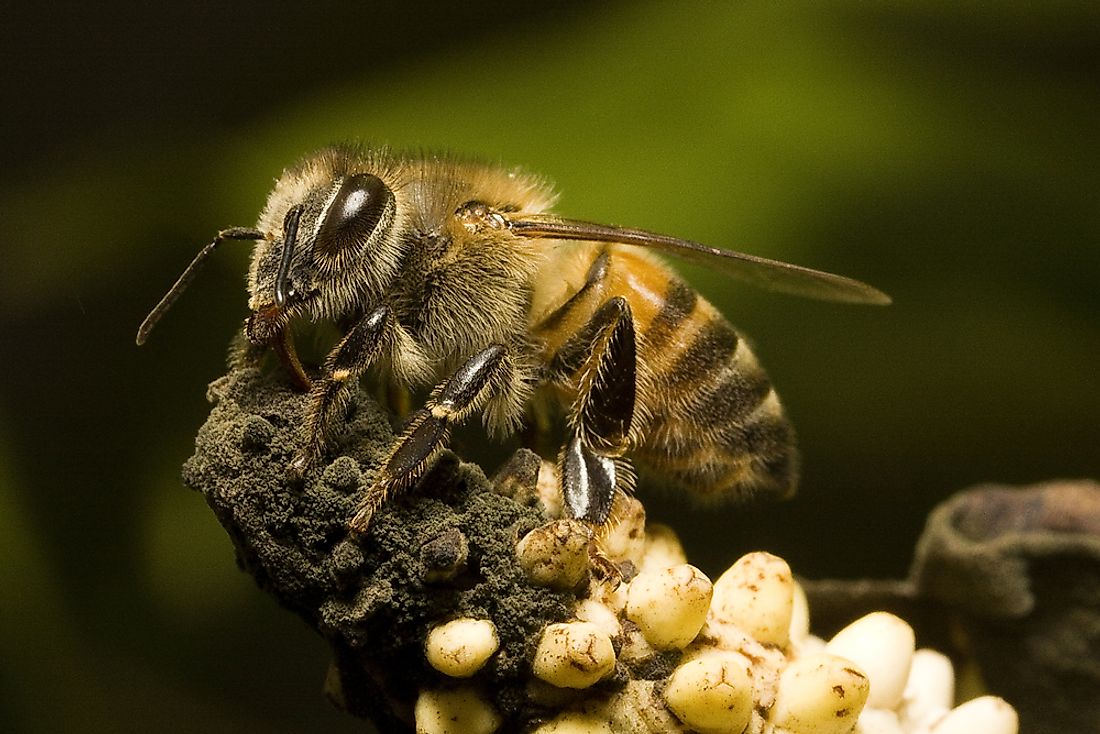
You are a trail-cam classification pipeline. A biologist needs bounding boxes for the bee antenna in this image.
[135,227,264,345]
[275,205,304,308]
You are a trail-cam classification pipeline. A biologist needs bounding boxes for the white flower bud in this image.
[516,520,591,590]
[855,708,904,734]
[929,696,1018,734]
[711,551,794,647]
[789,579,810,643]
[608,681,686,733]
[825,612,915,710]
[574,599,622,640]
[663,652,754,734]
[530,711,612,734]
[599,494,647,565]
[415,687,500,734]
[425,618,499,678]
[796,634,828,658]
[533,458,563,518]
[625,564,712,649]
[638,522,687,573]
[532,621,616,689]
[900,648,955,727]
[617,619,661,670]
[769,652,870,734]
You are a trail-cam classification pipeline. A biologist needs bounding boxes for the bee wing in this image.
[507,215,890,305]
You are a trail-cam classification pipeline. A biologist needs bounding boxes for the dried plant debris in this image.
[803,479,1100,734]
[913,480,1100,734]
[185,368,573,731]
[185,367,1020,733]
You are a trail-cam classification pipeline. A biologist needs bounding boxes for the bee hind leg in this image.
[349,344,510,533]
[289,304,391,478]
[554,297,637,525]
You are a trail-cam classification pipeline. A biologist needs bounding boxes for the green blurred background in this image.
[2,1,1097,731]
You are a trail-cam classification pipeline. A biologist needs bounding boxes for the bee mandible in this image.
[138,145,889,532]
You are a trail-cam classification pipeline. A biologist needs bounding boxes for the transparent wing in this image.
[508,215,890,305]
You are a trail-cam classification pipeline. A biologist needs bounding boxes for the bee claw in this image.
[348,477,389,534]
[347,506,374,535]
[587,548,626,588]
[287,451,311,480]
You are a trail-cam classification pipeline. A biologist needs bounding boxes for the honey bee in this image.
[138,145,888,533]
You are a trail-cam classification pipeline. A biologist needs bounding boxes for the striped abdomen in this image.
[634,270,798,502]
[533,244,798,502]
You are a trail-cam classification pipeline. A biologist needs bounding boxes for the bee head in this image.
[246,172,400,343]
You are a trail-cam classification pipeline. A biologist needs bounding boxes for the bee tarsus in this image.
[349,343,511,533]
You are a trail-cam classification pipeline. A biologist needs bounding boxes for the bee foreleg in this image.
[349,344,510,533]
[555,297,637,524]
[289,304,392,477]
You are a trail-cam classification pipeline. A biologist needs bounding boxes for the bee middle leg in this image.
[551,296,637,525]
[349,344,511,533]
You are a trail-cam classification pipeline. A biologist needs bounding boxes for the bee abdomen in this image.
[635,284,798,502]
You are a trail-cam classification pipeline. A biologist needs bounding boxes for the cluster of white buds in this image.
[411,489,1019,734]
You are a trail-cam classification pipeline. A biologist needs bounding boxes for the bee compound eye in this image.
[315,173,393,254]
